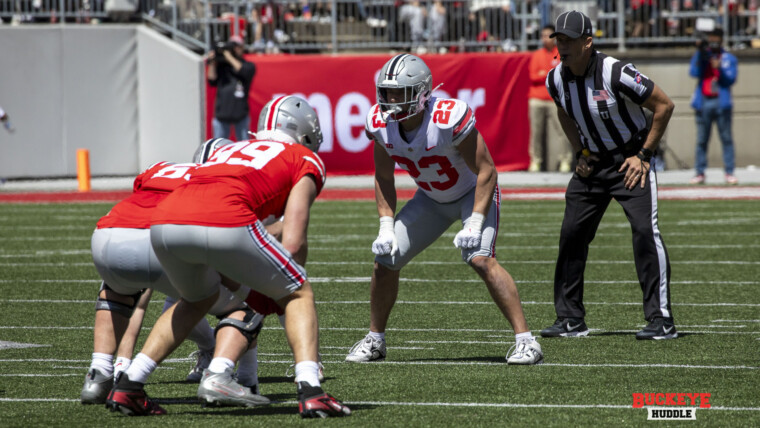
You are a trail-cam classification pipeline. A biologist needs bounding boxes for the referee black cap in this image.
[550,11,593,39]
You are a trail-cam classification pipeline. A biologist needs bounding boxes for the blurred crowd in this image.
[2,0,758,53]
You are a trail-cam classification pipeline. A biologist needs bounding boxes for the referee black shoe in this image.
[636,317,678,340]
[540,318,589,337]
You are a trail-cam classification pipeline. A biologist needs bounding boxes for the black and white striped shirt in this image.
[546,51,654,153]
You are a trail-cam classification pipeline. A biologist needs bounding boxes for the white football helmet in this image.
[376,54,433,121]
[257,95,323,152]
[193,138,235,163]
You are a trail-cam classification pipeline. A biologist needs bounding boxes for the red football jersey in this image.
[152,140,326,227]
[96,162,198,229]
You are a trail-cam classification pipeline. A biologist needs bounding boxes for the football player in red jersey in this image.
[107,96,350,419]
[346,54,544,365]
[82,139,262,407]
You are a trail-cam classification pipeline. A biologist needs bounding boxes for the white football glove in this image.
[371,216,398,256]
[453,212,485,249]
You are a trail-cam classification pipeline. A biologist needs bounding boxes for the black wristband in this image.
[637,150,652,162]
[575,150,583,160]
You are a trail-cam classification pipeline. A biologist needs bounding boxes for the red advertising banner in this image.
[206,53,531,175]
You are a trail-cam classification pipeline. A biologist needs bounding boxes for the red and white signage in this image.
[206,53,532,175]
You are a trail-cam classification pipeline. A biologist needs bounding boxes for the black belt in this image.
[588,128,649,158]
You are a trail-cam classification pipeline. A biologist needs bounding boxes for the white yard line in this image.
[2,279,760,286]
[3,300,760,309]
[2,259,760,267]
[1,358,756,371]
[0,397,757,411]
[2,243,759,256]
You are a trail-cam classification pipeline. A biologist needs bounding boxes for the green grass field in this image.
[0,199,758,427]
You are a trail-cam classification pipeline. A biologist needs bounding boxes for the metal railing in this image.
[3,0,758,52]
[0,0,107,22]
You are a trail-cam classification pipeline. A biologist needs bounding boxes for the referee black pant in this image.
[553,154,673,321]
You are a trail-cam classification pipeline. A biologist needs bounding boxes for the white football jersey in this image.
[366,96,477,203]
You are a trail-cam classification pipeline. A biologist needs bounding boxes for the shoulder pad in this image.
[431,98,475,143]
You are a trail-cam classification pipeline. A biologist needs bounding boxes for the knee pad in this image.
[214,307,264,346]
[95,282,144,318]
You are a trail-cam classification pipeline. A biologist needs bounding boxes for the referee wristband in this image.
[637,149,653,162]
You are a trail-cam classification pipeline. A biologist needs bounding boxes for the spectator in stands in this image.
[428,1,447,49]
[399,1,426,49]
[470,0,516,43]
[688,27,739,185]
[528,25,571,172]
[207,35,256,141]
[248,6,266,52]
[631,0,655,38]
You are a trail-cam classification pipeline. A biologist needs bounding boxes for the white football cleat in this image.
[345,335,386,362]
[197,368,270,407]
[506,339,544,365]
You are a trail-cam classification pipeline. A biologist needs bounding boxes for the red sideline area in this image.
[2,187,759,203]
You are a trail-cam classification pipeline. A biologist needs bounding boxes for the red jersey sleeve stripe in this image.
[453,107,473,138]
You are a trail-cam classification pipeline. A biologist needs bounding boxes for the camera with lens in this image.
[697,34,710,53]
[212,41,234,63]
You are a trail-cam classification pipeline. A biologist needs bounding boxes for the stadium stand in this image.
[2,1,758,53]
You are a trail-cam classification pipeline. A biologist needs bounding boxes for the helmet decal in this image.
[257,95,323,153]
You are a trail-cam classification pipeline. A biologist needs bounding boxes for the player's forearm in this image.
[472,165,496,215]
[374,176,397,217]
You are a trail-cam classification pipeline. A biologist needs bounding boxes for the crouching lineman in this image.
[106,95,351,419]
[82,138,269,408]
[345,54,543,365]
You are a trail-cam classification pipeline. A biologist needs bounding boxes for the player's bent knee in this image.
[214,307,264,346]
[375,256,405,271]
[466,254,494,270]
[95,283,144,318]
[374,261,401,278]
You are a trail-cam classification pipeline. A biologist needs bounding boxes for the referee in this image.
[539,11,678,340]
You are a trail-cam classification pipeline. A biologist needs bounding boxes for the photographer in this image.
[207,35,256,141]
[688,27,739,185]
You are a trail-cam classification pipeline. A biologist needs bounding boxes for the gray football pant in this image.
[376,186,501,270]
[150,222,306,303]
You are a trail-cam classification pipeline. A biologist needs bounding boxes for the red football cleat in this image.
[106,374,166,416]
[297,382,351,418]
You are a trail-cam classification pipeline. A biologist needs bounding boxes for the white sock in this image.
[235,346,258,387]
[278,314,286,328]
[208,357,235,374]
[368,331,385,341]
[113,357,131,380]
[90,352,113,376]
[124,353,157,384]
[515,332,534,343]
[294,360,320,388]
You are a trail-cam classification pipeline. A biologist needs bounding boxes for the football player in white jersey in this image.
[345,54,543,365]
